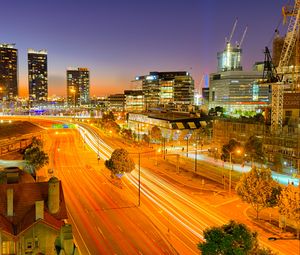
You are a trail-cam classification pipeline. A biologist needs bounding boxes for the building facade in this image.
[108,94,125,112]
[124,90,144,112]
[135,71,194,109]
[28,49,48,106]
[67,68,90,106]
[0,176,78,255]
[0,44,18,100]
[217,43,242,72]
[209,71,268,112]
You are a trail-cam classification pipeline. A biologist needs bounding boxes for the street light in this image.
[223,147,241,195]
[0,87,3,114]
[194,141,198,173]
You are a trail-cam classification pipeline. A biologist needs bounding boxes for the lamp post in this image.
[97,136,100,164]
[129,150,156,206]
[194,141,198,173]
[0,87,3,115]
[186,136,189,157]
[228,149,241,196]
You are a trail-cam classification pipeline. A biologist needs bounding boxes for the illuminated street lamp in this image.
[0,87,3,114]
[228,148,241,196]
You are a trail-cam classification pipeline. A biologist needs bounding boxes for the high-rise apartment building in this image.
[0,44,18,100]
[28,49,48,105]
[67,68,90,106]
[135,71,194,109]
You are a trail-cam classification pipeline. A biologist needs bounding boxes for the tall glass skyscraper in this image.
[28,49,48,105]
[67,68,90,106]
[0,43,18,100]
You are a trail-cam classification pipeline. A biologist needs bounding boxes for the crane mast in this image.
[271,0,300,133]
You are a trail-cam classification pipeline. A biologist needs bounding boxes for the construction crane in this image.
[225,18,238,46]
[271,0,300,133]
[237,26,248,49]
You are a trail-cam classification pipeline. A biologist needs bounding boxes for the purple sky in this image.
[0,0,286,97]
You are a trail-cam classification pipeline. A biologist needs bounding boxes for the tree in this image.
[23,138,49,177]
[236,167,281,219]
[102,111,115,122]
[221,139,242,163]
[121,128,133,140]
[273,153,283,173]
[198,220,274,255]
[278,184,300,237]
[142,134,150,145]
[101,120,120,134]
[244,136,265,165]
[151,126,162,141]
[105,148,135,175]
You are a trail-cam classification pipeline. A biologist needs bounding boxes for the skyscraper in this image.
[67,68,90,106]
[0,44,18,100]
[28,49,48,105]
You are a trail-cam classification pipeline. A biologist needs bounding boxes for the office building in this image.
[108,93,125,111]
[67,67,90,106]
[0,43,18,100]
[209,36,270,113]
[28,49,48,105]
[209,71,268,112]
[135,71,194,109]
[124,90,144,112]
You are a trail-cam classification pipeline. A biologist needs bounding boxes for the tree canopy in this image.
[236,167,281,219]
[101,120,120,134]
[102,111,115,122]
[278,184,300,237]
[105,148,135,175]
[151,126,162,141]
[244,136,265,165]
[23,137,49,176]
[121,128,133,140]
[221,139,242,163]
[198,220,274,255]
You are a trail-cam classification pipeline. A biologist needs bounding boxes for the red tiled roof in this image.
[17,207,64,235]
[0,214,13,235]
[0,180,67,235]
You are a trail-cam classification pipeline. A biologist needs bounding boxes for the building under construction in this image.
[209,19,269,113]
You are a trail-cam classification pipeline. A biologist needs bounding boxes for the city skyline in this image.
[0,0,285,97]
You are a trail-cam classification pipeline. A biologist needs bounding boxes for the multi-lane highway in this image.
[7,116,298,254]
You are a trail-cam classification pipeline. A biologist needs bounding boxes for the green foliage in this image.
[221,139,242,162]
[121,128,133,140]
[102,111,115,122]
[105,148,135,175]
[198,221,256,255]
[24,138,49,176]
[244,136,265,164]
[273,153,283,173]
[278,184,300,232]
[142,134,150,144]
[151,126,162,141]
[101,120,120,134]
[236,167,281,219]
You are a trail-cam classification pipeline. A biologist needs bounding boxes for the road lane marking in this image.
[97,226,106,239]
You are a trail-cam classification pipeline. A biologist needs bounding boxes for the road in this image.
[48,129,175,255]
[3,116,299,254]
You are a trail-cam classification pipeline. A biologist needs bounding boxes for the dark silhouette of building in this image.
[0,43,18,100]
[67,68,90,106]
[28,49,48,106]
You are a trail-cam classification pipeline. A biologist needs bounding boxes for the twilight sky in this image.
[0,0,286,97]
